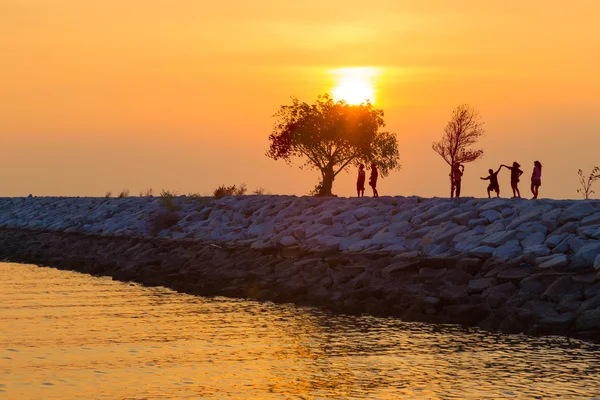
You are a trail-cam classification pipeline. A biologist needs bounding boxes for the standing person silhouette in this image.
[356,164,366,197]
[369,163,379,197]
[531,160,542,199]
[502,162,523,198]
[452,163,465,198]
[480,166,503,198]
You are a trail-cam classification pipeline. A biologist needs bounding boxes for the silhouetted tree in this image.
[267,94,400,196]
[432,104,485,198]
[577,167,600,199]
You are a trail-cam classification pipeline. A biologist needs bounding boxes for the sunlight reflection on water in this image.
[1,262,600,399]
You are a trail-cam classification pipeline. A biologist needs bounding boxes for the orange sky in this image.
[2,0,600,199]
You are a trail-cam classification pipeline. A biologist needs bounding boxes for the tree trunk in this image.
[319,166,335,196]
[450,166,455,199]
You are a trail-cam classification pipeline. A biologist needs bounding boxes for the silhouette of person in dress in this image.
[369,163,379,197]
[531,160,542,199]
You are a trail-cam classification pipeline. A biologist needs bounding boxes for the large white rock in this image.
[387,221,413,235]
[582,212,600,226]
[506,204,553,230]
[482,230,518,247]
[470,246,495,258]
[545,233,568,249]
[594,254,600,270]
[538,254,569,269]
[573,243,600,267]
[353,207,377,220]
[524,244,551,257]
[560,202,596,223]
[480,209,501,223]
[492,243,522,260]
[522,231,546,248]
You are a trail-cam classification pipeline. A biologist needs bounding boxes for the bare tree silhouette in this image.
[577,167,600,199]
[432,104,485,198]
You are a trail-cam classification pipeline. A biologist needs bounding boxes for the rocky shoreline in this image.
[1,195,600,341]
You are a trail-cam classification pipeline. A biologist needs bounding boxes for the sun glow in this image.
[331,67,379,105]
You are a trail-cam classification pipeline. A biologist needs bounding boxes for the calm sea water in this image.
[1,262,600,399]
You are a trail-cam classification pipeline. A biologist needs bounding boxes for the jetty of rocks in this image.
[1,195,599,341]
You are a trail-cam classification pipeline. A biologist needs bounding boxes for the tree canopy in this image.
[267,94,400,196]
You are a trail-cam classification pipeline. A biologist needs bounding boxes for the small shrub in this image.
[577,167,600,199]
[253,187,269,195]
[149,210,180,234]
[214,184,247,199]
[139,188,153,197]
[105,191,112,198]
[118,189,129,198]
[309,181,323,197]
[158,189,181,211]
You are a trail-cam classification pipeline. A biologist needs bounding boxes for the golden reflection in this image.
[330,67,380,105]
[2,262,600,399]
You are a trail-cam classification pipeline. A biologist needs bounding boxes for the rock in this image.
[542,275,582,303]
[492,243,522,261]
[572,243,600,268]
[353,207,376,220]
[480,210,501,223]
[523,244,550,257]
[452,211,478,225]
[468,277,498,293]
[537,254,569,269]
[279,236,298,247]
[545,233,568,249]
[481,230,518,247]
[582,212,600,226]
[568,236,587,254]
[578,296,600,313]
[523,299,559,318]
[537,312,575,327]
[482,282,517,308]
[467,218,488,228]
[387,221,412,235]
[484,222,506,235]
[595,254,600,270]
[479,198,511,211]
[575,308,600,331]
[521,220,549,232]
[381,260,420,279]
[497,267,530,281]
[439,285,469,305]
[573,272,597,285]
[456,257,483,274]
[560,202,596,223]
[442,304,488,324]
[498,314,525,334]
[522,232,546,248]
[470,246,495,259]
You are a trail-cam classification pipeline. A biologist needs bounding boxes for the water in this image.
[1,263,600,399]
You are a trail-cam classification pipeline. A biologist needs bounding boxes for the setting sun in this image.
[331,67,379,105]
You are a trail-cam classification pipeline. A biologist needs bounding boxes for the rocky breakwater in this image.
[0,195,600,340]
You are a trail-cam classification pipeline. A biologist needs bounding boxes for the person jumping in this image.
[481,166,503,198]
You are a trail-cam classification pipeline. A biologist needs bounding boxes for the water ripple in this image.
[1,262,600,399]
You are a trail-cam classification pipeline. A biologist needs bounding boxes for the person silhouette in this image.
[452,163,465,198]
[502,162,523,198]
[369,163,379,197]
[357,164,366,197]
[531,160,542,199]
[480,166,503,198]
